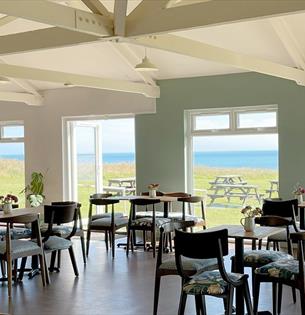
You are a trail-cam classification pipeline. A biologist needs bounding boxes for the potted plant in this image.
[21,172,45,207]
[0,194,18,214]
[240,205,262,232]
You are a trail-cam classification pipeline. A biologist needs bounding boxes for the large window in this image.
[0,122,25,207]
[186,106,278,227]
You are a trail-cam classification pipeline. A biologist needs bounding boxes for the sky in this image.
[0,116,278,155]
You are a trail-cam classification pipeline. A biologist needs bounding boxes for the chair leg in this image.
[199,296,207,315]
[225,286,234,315]
[169,232,173,252]
[130,230,134,252]
[38,254,46,286]
[111,229,115,258]
[68,246,79,277]
[7,258,12,298]
[1,260,6,278]
[43,254,50,285]
[13,259,18,282]
[152,230,156,258]
[126,229,130,257]
[253,276,261,315]
[86,229,91,256]
[292,287,297,304]
[272,282,277,315]
[143,231,146,250]
[153,275,161,315]
[80,235,86,264]
[278,283,282,315]
[178,291,187,315]
[49,251,57,272]
[57,250,61,269]
[18,257,27,281]
[244,282,254,315]
[195,295,202,315]
[105,231,109,251]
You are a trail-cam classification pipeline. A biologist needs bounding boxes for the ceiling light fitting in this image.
[135,49,158,72]
[0,77,10,84]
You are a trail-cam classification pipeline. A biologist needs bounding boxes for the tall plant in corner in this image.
[21,172,45,207]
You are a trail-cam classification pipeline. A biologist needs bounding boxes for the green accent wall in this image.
[135,72,305,198]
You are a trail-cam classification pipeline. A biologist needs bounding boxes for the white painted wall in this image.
[0,87,156,203]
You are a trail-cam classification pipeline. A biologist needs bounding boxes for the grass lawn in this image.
[0,159,278,227]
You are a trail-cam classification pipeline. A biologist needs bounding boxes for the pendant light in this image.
[135,48,158,72]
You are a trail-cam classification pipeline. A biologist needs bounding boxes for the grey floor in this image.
[0,237,301,315]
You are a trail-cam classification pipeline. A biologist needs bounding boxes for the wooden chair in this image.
[127,198,171,258]
[171,196,206,229]
[86,198,128,258]
[254,231,305,314]
[174,228,253,315]
[43,204,79,276]
[153,220,218,315]
[262,199,299,250]
[40,201,86,265]
[0,213,48,297]
[231,216,294,298]
[136,191,165,218]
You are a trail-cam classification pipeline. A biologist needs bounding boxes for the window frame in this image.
[0,121,24,143]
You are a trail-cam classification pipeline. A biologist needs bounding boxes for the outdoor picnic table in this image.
[208,174,247,186]
[208,183,262,205]
[103,177,136,196]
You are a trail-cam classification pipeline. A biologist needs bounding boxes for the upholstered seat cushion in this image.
[160,256,217,272]
[183,270,243,295]
[90,216,128,228]
[267,226,303,242]
[92,212,124,221]
[0,240,40,255]
[40,224,83,238]
[168,212,205,225]
[255,258,299,280]
[136,211,165,218]
[0,227,32,240]
[130,217,171,228]
[242,250,294,265]
[43,236,72,251]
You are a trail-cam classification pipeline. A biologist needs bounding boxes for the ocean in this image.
[0,150,278,170]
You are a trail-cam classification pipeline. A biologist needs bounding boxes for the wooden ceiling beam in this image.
[0,91,43,106]
[0,0,113,37]
[0,62,160,98]
[114,0,128,36]
[126,0,305,37]
[126,34,305,85]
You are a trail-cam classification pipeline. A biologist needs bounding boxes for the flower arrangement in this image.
[148,183,159,190]
[293,184,305,195]
[241,205,262,218]
[0,194,18,205]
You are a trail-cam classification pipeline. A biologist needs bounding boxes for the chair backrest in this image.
[128,198,161,221]
[141,191,164,196]
[44,204,77,225]
[174,229,228,280]
[290,232,305,283]
[157,221,195,268]
[52,201,81,208]
[177,196,206,224]
[262,199,298,217]
[89,198,120,206]
[90,193,112,199]
[163,192,191,198]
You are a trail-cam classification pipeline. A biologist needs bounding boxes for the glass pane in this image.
[238,112,277,128]
[194,114,230,130]
[2,125,24,138]
[0,143,25,207]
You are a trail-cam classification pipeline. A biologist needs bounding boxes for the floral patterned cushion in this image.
[130,217,171,227]
[255,258,299,280]
[168,212,204,224]
[92,212,124,221]
[40,224,83,238]
[90,216,128,228]
[243,250,294,265]
[160,256,217,272]
[183,270,243,295]
[43,236,72,251]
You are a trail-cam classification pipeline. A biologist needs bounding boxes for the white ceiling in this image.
[0,1,304,93]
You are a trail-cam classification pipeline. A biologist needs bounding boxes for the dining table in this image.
[207,224,285,315]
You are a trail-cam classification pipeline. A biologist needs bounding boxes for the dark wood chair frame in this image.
[127,198,162,258]
[253,231,305,315]
[0,213,49,297]
[51,201,86,265]
[43,204,79,276]
[153,220,196,315]
[86,198,127,258]
[174,228,253,315]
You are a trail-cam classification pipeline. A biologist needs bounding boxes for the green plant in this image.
[21,172,45,207]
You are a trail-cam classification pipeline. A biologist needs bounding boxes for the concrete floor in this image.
[0,238,301,315]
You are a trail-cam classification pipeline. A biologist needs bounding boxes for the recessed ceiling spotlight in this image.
[0,77,10,84]
[64,82,74,87]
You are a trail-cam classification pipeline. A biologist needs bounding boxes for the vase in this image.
[3,203,12,215]
[240,216,255,232]
[149,189,157,198]
[296,194,304,204]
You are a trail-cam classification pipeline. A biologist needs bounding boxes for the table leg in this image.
[234,238,245,315]
[299,206,305,230]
